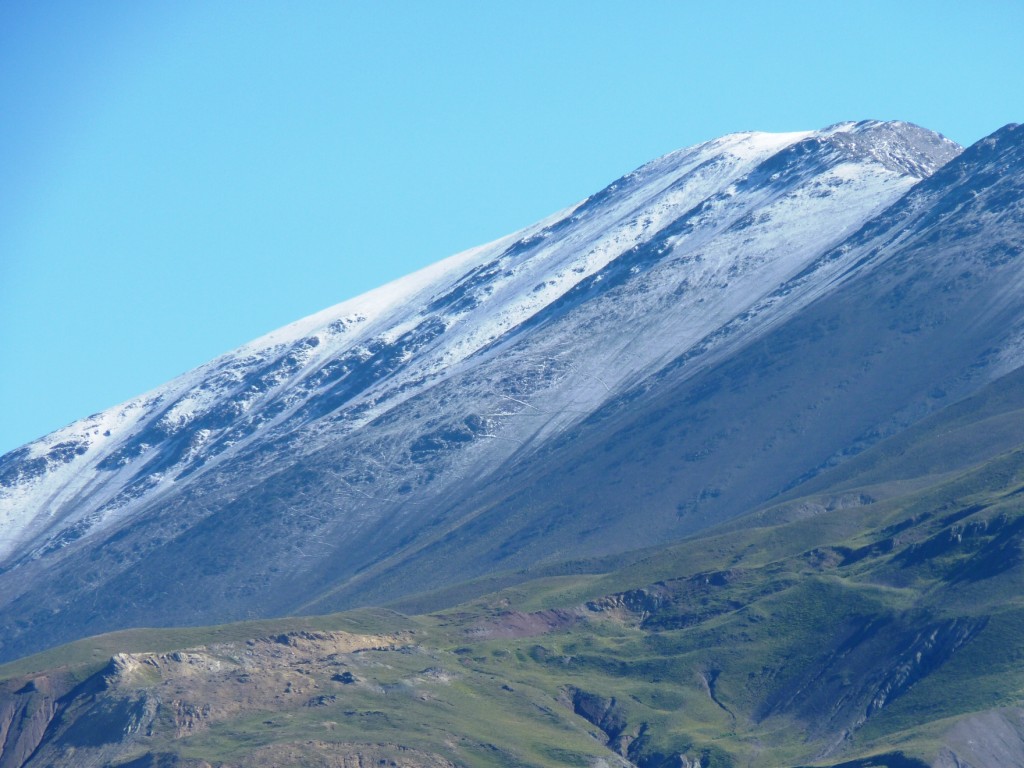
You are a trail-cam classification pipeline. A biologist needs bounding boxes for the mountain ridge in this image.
[8,120,1024,667]
[0,121,960,563]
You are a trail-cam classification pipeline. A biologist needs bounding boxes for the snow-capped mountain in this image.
[5,120,1023,662]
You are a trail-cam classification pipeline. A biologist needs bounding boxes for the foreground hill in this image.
[3,378,1024,767]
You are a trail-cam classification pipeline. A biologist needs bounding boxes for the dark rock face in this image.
[568,687,629,746]
[0,676,62,768]
[763,615,988,735]
[564,687,716,768]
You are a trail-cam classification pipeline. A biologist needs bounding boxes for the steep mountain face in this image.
[5,120,1022,664]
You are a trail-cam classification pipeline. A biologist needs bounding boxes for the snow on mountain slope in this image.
[0,129,801,553]
[0,121,966,660]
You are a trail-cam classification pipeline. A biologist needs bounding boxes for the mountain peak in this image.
[807,119,962,178]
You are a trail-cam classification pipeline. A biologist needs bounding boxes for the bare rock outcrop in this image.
[0,675,63,768]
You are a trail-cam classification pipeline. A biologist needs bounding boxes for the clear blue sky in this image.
[2,0,1022,455]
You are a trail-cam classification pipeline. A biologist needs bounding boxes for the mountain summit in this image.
[6,121,1023,664]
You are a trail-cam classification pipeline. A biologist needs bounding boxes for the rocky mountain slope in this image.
[3,121,1024,666]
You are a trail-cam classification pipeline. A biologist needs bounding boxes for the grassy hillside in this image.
[3,431,1024,767]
